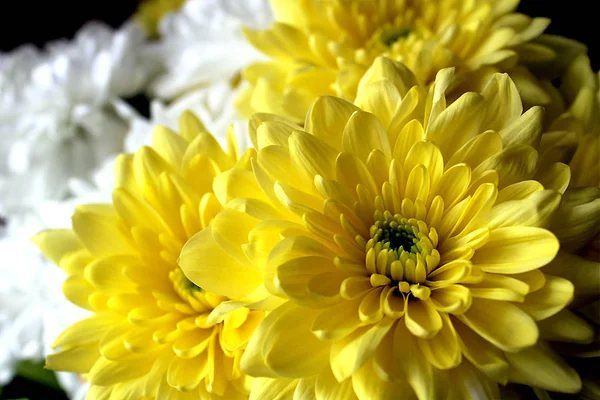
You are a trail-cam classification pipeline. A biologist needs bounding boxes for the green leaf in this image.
[15,360,61,391]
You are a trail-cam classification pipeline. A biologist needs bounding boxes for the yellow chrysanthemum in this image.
[136,0,187,38]
[236,0,584,122]
[540,53,600,189]
[34,112,273,400]
[181,58,583,399]
[523,53,600,399]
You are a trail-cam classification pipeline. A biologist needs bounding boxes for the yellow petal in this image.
[452,319,510,383]
[518,275,574,320]
[357,57,417,100]
[354,80,400,130]
[179,227,262,298]
[404,299,442,339]
[425,92,485,161]
[213,168,268,207]
[330,318,395,381]
[276,255,341,308]
[473,144,539,188]
[72,205,135,257]
[249,377,299,400]
[305,96,360,151]
[394,322,448,399]
[538,309,594,344]
[315,365,358,400]
[432,163,471,209]
[336,152,378,199]
[262,304,330,378]
[46,344,100,373]
[88,355,153,386]
[550,186,600,253]
[312,294,364,341]
[210,209,260,266]
[353,360,413,400]
[542,251,600,297]
[179,109,207,141]
[429,285,472,315]
[466,273,529,302]
[506,343,581,393]
[404,141,444,189]
[458,298,538,352]
[482,189,561,230]
[472,226,559,274]
[151,126,187,169]
[498,106,543,147]
[534,162,570,194]
[166,355,207,391]
[342,110,391,162]
[480,73,522,132]
[32,229,82,265]
[289,130,338,182]
[417,314,461,370]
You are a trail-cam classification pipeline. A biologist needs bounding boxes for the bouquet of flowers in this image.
[0,0,598,399]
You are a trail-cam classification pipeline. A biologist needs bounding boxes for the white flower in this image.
[147,0,273,99]
[127,80,251,151]
[0,21,157,218]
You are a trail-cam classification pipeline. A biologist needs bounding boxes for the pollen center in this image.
[380,26,411,47]
[365,211,441,296]
[374,218,419,253]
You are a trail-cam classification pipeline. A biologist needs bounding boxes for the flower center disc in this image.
[365,210,441,298]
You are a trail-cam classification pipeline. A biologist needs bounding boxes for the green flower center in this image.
[380,26,411,47]
[373,219,419,253]
[365,211,441,295]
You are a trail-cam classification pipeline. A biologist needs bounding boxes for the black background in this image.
[0,0,597,69]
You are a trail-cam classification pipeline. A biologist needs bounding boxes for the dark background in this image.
[0,0,596,399]
[0,0,597,69]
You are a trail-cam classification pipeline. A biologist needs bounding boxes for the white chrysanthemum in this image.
[127,81,252,151]
[147,0,273,99]
[0,212,89,398]
[0,21,157,217]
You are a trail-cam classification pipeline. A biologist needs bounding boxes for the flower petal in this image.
[405,299,442,339]
[32,229,82,265]
[538,309,594,344]
[394,322,449,400]
[330,318,395,381]
[472,226,559,274]
[458,298,538,352]
[542,251,600,297]
[506,344,581,393]
[353,360,413,400]
[417,314,461,370]
[262,304,330,378]
[179,227,262,298]
[518,275,574,320]
[315,365,358,400]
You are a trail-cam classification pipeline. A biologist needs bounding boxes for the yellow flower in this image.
[540,54,600,189]
[34,112,273,400]
[181,58,582,398]
[526,53,600,399]
[136,0,187,38]
[236,0,583,122]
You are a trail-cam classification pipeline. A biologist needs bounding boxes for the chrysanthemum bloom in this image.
[181,58,584,398]
[135,0,188,38]
[0,21,157,218]
[527,53,600,399]
[146,0,272,100]
[236,0,584,122]
[34,112,272,399]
